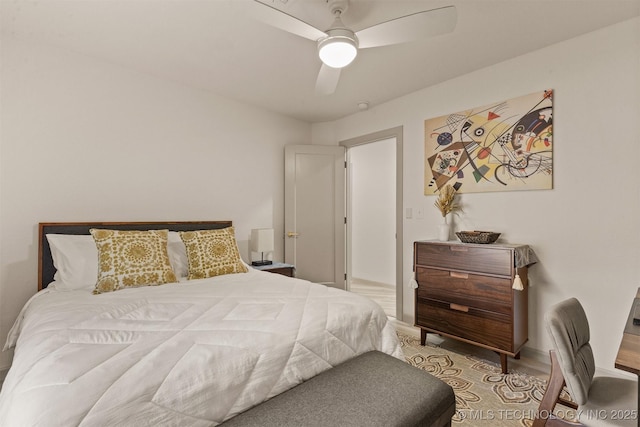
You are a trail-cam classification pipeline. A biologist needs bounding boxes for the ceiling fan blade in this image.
[356,6,457,49]
[248,0,327,42]
[315,64,341,95]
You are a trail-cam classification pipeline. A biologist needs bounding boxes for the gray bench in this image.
[221,350,456,427]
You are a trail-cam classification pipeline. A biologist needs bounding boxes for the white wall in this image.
[350,138,395,285]
[314,17,640,372]
[0,38,311,370]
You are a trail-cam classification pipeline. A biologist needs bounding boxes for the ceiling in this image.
[1,0,639,123]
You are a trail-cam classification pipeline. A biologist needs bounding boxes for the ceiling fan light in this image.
[318,29,358,69]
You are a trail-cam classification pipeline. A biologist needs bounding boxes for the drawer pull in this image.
[450,271,469,279]
[450,246,468,252]
[450,303,469,312]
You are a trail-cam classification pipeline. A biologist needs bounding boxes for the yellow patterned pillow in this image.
[179,227,248,280]
[90,229,177,294]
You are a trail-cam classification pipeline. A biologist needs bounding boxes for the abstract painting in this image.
[424,90,553,195]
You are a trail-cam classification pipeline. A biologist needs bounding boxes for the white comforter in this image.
[0,269,402,426]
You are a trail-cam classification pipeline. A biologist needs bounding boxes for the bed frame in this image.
[38,221,232,290]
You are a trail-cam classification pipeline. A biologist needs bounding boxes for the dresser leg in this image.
[420,329,427,346]
[500,353,508,374]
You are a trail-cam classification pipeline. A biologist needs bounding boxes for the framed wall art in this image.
[424,89,553,195]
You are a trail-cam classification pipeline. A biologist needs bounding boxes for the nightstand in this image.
[252,262,295,277]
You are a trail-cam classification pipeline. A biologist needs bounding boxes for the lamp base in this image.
[251,260,273,266]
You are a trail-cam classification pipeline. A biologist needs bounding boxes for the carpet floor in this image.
[398,333,576,426]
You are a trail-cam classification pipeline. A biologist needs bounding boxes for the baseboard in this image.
[520,344,550,367]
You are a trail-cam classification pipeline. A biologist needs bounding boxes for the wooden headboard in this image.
[38,221,233,290]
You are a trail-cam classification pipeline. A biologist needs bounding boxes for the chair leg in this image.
[532,350,584,427]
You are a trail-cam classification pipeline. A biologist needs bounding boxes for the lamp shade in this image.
[251,228,274,253]
[317,26,358,69]
[318,38,357,68]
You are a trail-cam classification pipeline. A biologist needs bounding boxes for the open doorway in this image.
[341,127,403,320]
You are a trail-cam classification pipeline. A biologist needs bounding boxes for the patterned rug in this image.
[398,333,576,426]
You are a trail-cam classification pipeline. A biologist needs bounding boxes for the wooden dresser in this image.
[414,240,530,373]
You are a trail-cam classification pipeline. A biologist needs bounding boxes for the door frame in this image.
[340,126,403,321]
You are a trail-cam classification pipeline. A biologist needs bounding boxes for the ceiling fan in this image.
[249,0,457,95]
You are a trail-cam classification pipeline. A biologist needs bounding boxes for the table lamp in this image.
[251,228,274,266]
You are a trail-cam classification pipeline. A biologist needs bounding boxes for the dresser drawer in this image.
[416,267,512,315]
[416,297,512,351]
[415,243,512,277]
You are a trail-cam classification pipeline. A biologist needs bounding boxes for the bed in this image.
[0,221,402,426]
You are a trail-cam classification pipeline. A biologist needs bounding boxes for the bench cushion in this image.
[221,350,455,427]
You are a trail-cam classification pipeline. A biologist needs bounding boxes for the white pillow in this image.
[167,231,188,278]
[47,232,190,289]
[46,234,98,289]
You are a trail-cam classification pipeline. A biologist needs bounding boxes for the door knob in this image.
[287,231,300,238]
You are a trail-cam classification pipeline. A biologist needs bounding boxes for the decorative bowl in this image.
[455,231,501,244]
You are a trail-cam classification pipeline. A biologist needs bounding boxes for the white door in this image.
[284,145,345,288]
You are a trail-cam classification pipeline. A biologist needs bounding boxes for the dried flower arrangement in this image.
[434,184,460,217]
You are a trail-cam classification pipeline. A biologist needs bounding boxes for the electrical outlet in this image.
[416,208,424,220]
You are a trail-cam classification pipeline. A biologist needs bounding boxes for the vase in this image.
[438,216,450,241]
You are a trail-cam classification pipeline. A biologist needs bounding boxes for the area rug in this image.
[397,333,575,426]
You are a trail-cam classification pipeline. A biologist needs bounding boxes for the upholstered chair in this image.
[533,298,637,427]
